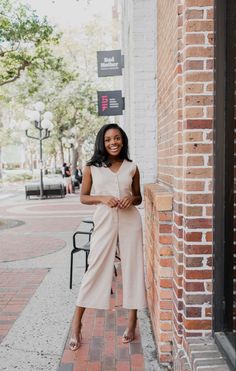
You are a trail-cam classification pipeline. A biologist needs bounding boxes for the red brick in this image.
[184,60,204,70]
[185,34,205,45]
[186,20,213,32]
[185,307,202,318]
[186,119,213,129]
[116,362,130,371]
[185,193,212,204]
[160,311,172,320]
[185,269,212,279]
[160,301,172,310]
[185,218,212,229]
[185,107,204,118]
[186,71,213,82]
[160,247,173,256]
[184,281,204,291]
[159,212,172,221]
[205,307,212,317]
[185,167,212,179]
[185,232,202,242]
[186,9,204,19]
[159,235,172,244]
[186,0,213,6]
[185,257,204,268]
[185,95,213,106]
[183,319,212,330]
[184,244,212,255]
[186,83,204,94]
[185,206,203,216]
[185,180,205,191]
[206,231,213,241]
[160,353,172,363]
[131,354,144,368]
[160,258,173,267]
[160,321,172,331]
[159,224,172,233]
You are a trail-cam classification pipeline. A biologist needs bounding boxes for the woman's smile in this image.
[104,128,123,157]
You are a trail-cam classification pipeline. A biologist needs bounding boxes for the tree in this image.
[46,80,106,169]
[0,0,62,86]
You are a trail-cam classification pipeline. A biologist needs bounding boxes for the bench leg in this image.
[85,251,89,272]
[70,251,74,289]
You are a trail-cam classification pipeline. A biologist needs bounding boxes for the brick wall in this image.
[156,0,179,187]
[144,184,173,364]
[144,0,215,368]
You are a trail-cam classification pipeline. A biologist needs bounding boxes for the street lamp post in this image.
[62,137,76,164]
[23,102,53,199]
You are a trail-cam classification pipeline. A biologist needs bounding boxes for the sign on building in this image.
[97,50,124,77]
[97,90,124,116]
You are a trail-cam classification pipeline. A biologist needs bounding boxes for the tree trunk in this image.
[72,147,78,173]
[54,153,57,172]
[59,140,64,164]
[77,140,83,167]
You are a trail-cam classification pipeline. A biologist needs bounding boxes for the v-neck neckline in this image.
[107,159,125,175]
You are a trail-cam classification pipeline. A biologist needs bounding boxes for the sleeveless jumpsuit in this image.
[76,159,147,310]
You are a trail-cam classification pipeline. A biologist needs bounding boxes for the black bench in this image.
[25,183,65,199]
[70,220,94,289]
[70,220,120,290]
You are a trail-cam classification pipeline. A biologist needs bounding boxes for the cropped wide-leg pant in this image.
[76,205,147,310]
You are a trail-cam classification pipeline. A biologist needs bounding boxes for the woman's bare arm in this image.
[118,166,142,208]
[131,166,142,205]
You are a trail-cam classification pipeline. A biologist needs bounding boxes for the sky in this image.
[19,0,113,28]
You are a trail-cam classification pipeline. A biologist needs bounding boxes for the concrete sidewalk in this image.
[0,184,161,371]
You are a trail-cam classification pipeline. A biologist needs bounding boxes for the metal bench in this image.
[70,220,94,289]
[25,183,65,199]
[69,220,120,290]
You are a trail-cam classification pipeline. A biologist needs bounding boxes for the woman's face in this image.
[104,128,123,157]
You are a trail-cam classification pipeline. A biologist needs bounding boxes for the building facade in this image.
[120,0,157,186]
[121,0,235,370]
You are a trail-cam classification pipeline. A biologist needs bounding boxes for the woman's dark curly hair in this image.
[87,123,132,167]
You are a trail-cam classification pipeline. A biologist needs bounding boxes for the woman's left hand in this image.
[118,196,134,209]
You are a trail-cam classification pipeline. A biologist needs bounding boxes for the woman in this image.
[69,123,147,350]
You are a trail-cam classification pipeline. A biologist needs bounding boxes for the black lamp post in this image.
[23,102,53,199]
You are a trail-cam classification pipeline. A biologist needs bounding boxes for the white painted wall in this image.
[120,0,157,186]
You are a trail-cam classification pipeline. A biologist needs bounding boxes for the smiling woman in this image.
[69,123,147,351]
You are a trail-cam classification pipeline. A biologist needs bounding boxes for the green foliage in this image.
[0,0,62,86]
[0,4,113,169]
[4,173,32,182]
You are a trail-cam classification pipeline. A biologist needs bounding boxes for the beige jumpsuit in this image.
[76,159,147,310]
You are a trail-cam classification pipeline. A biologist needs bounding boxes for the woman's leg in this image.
[122,309,137,343]
[69,306,85,351]
[69,180,73,194]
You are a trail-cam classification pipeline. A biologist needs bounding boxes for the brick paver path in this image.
[0,268,48,343]
[0,234,66,262]
[0,193,146,370]
[58,266,145,371]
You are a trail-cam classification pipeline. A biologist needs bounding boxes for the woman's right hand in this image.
[100,196,119,208]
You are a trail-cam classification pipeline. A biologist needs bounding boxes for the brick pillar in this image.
[144,184,173,364]
[145,0,214,368]
[181,0,214,342]
[171,0,214,366]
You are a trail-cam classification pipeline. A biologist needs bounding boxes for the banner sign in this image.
[97,50,123,77]
[97,90,124,116]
